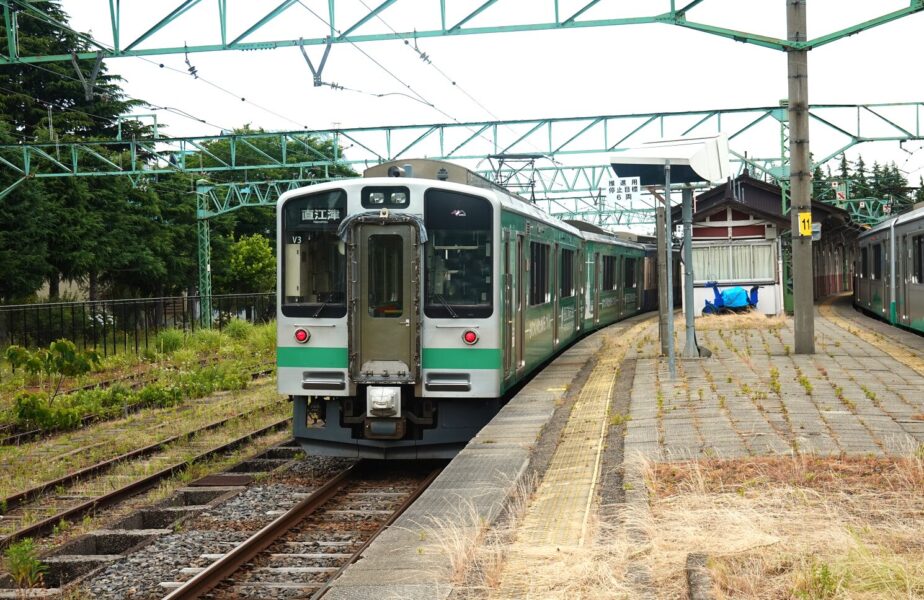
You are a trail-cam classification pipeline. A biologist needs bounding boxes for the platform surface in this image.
[324,296,924,599]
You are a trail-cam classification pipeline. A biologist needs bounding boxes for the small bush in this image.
[135,383,182,409]
[3,538,47,589]
[223,319,253,341]
[154,328,185,354]
[251,322,277,356]
[188,328,223,353]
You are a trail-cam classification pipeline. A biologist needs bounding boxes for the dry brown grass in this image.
[695,312,787,331]
[640,451,924,599]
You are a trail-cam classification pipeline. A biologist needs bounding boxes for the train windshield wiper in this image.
[312,302,327,318]
[435,294,458,318]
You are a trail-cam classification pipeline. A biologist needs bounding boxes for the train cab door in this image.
[353,223,419,383]
[552,243,560,348]
[593,252,601,326]
[503,230,516,384]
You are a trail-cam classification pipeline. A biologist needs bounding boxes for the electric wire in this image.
[14,5,306,132]
[347,0,560,181]
[23,61,230,131]
[296,0,461,124]
[353,0,505,123]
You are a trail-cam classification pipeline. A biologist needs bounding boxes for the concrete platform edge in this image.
[321,329,613,600]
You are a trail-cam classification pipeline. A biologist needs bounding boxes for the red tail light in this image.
[462,330,478,345]
[294,328,310,343]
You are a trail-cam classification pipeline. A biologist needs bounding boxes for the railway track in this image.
[162,461,443,599]
[0,361,276,446]
[0,403,292,549]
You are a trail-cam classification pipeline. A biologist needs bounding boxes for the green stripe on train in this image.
[277,347,349,368]
[422,348,501,370]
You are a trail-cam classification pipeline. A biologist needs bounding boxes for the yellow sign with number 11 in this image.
[798,211,812,237]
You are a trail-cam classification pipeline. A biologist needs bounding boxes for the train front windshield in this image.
[424,189,493,318]
[281,190,347,318]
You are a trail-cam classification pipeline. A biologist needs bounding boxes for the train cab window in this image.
[624,257,638,289]
[367,235,403,317]
[602,255,617,290]
[424,190,493,318]
[872,244,883,280]
[529,242,550,305]
[281,189,347,318]
[860,247,868,278]
[560,248,574,298]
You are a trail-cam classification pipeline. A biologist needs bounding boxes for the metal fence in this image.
[0,293,276,356]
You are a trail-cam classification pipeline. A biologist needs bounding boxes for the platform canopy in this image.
[609,133,731,185]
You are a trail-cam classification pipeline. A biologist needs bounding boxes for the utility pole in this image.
[787,0,814,354]
[681,187,701,358]
[656,205,669,357]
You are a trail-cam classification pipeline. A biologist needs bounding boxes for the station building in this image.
[672,170,861,316]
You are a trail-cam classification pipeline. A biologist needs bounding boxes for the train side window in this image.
[860,247,868,278]
[624,257,637,289]
[560,248,574,298]
[872,244,883,280]
[602,255,617,290]
[529,242,550,306]
[914,235,924,284]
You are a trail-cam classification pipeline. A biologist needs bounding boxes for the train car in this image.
[277,159,650,459]
[855,203,924,332]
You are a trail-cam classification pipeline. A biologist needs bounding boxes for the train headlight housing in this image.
[294,328,310,344]
[462,330,478,345]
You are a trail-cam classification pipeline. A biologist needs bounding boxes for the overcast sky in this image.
[60,1,924,190]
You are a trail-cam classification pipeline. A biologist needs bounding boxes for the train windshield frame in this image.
[281,189,348,318]
[423,189,493,319]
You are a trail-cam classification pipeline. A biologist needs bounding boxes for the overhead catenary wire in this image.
[22,60,231,133]
[296,0,462,125]
[14,6,309,133]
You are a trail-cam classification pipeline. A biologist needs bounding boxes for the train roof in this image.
[858,202,924,239]
[283,159,647,251]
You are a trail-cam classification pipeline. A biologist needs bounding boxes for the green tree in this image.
[853,156,871,198]
[223,234,276,293]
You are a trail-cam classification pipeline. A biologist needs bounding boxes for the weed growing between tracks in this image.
[0,322,276,430]
[639,449,924,598]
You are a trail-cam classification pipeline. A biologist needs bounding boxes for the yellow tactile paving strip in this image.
[819,296,924,378]
[492,318,652,598]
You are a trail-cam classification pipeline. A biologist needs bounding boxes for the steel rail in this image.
[0,417,292,549]
[311,467,443,600]
[164,463,444,600]
[1,398,289,512]
[162,462,362,600]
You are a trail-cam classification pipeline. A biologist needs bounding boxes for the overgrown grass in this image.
[640,451,924,598]
[0,322,277,433]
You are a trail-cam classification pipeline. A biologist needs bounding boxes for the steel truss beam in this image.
[2,0,922,65]
[3,103,922,192]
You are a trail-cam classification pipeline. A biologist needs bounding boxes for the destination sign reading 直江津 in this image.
[302,208,341,222]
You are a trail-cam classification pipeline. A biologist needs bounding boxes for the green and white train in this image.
[277,159,654,459]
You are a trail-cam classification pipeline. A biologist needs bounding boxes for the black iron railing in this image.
[0,293,276,356]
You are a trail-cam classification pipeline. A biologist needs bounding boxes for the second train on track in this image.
[277,159,670,459]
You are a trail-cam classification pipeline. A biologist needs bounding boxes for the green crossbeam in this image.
[2,0,922,64]
[3,104,922,188]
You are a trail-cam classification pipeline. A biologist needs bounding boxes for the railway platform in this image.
[325,294,924,599]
